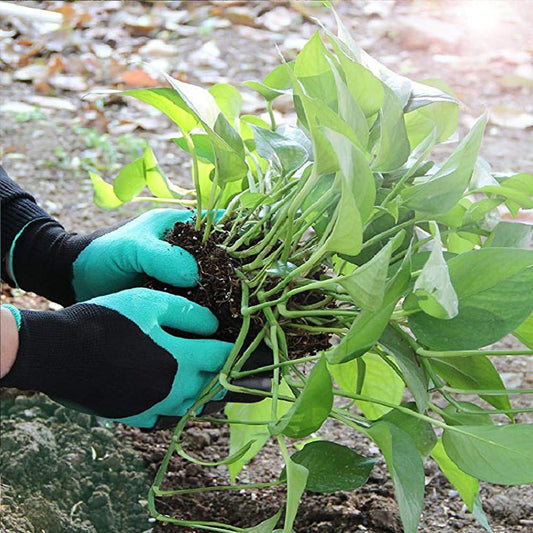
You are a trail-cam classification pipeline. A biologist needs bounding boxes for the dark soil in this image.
[146,221,245,343]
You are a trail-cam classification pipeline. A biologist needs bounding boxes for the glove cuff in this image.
[10,220,92,306]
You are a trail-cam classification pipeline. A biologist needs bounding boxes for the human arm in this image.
[0,165,198,306]
[0,289,233,429]
[1,306,19,379]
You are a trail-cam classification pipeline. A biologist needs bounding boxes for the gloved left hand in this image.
[1,288,233,429]
[8,209,198,306]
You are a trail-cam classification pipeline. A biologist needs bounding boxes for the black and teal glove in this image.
[7,208,198,307]
[0,288,233,429]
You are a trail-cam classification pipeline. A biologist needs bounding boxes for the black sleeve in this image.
[0,164,53,282]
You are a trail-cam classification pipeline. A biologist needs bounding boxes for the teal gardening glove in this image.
[1,288,233,429]
[8,208,198,306]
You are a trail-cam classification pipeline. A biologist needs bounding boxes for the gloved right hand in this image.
[0,288,234,429]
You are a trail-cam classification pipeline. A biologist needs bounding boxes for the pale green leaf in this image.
[402,114,488,214]
[409,248,533,349]
[336,238,394,311]
[328,264,410,363]
[209,83,242,123]
[370,85,410,172]
[368,422,425,533]
[113,157,145,202]
[322,128,375,224]
[514,311,533,349]
[329,352,404,420]
[270,356,332,439]
[378,325,429,412]
[443,424,533,485]
[122,88,197,133]
[413,231,459,319]
[89,172,123,209]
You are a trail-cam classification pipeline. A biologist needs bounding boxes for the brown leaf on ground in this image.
[121,69,159,88]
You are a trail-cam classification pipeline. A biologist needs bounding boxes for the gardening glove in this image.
[7,206,198,307]
[0,288,233,429]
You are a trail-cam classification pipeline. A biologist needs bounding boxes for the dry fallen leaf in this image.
[490,106,533,129]
[0,101,38,114]
[48,74,89,92]
[24,95,76,112]
[13,63,48,81]
[138,39,179,58]
[121,69,159,87]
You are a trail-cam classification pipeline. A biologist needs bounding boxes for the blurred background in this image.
[1,2,532,532]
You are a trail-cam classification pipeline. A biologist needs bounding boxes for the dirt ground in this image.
[1,1,532,532]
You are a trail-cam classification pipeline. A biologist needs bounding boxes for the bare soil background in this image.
[1,2,532,532]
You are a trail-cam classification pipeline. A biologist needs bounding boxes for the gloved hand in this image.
[0,288,233,429]
[8,208,197,306]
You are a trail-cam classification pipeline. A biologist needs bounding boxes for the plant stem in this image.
[361,218,417,250]
[155,480,283,497]
[417,348,533,358]
[231,354,322,379]
[184,133,202,230]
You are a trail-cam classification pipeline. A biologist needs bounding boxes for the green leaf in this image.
[243,510,282,533]
[429,355,511,413]
[294,32,337,110]
[328,264,410,363]
[143,146,188,199]
[214,113,245,158]
[270,356,333,439]
[163,74,220,129]
[244,63,293,102]
[402,114,488,214]
[323,180,363,257]
[329,352,404,420]
[409,248,533,349]
[379,403,437,457]
[89,172,123,209]
[370,85,410,172]
[412,231,459,319]
[514,311,533,349]
[280,441,377,492]
[327,56,369,150]
[209,83,242,123]
[368,422,425,533]
[442,424,533,485]
[329,38,384,118]
[322,128,375,223]
[251,125,308,177]
[207,128,249,184]
[113,157,145,202]
[283,457,308,532]
[336,238,394,311]
[289,69,361,175]
[477,172,533,209]
[485,221,532,249]
[225,383,293,482]
[122,88,197,133]
[404,80,458,149]
[441,402,494,427]
[327,16,411,106]
[378,325,429,412]
[173,134,215,164]
[431,439,494,533]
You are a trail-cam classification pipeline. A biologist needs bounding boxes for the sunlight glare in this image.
[456,0,504,34]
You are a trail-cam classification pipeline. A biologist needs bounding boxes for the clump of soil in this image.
[146,220,332,358]
[0,392,151,533]
[147,222,245,342]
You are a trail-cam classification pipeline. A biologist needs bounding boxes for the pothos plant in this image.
[89,12,533,533]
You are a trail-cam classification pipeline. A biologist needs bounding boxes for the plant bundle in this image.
[90,12,533,533]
